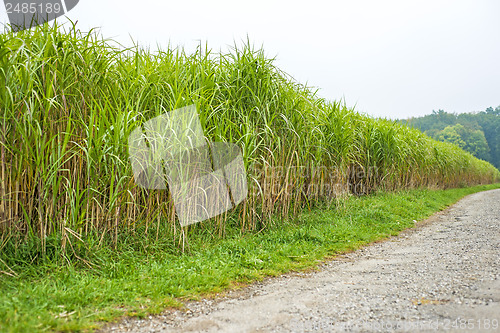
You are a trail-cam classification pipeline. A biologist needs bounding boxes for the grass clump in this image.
[1,23,498,261]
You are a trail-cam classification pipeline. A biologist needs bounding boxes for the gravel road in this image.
[108,189,500,332]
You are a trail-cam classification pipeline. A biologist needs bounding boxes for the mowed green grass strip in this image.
[1,184,499,332]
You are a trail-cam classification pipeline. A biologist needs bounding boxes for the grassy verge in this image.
[1,184,499,332]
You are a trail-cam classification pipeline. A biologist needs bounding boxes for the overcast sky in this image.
[1,0,499,119]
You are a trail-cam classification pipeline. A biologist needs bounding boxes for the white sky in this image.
[1,0,499,119]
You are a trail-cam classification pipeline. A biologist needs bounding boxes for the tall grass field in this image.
[0,23,499,267]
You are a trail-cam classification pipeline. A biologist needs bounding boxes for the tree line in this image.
[402,106,500,169]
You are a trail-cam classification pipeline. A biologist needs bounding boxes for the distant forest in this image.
[402,106,500,170]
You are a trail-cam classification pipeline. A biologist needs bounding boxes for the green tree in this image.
[466,130,491,161]
[401,106,499,169]
[436,124,491,161]
[437,125,466,149]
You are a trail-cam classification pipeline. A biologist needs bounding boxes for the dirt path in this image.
[110,190,500,332]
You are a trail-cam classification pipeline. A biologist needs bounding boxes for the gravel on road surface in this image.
[107,189,500,332]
